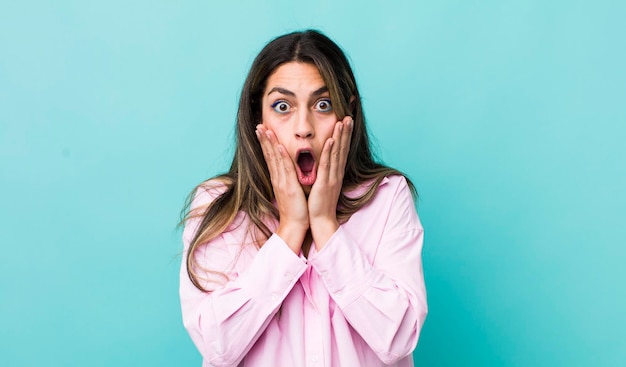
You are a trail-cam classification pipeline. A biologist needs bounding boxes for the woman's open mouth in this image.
[296,150,317,186]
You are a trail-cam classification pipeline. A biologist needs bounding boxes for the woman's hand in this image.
[256,125,309,254]
[308,116,353,250]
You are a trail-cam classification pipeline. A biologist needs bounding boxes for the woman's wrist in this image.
[310,217,339,251]
[276,222,308,254]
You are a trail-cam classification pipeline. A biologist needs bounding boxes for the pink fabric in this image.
[180,175,427,367]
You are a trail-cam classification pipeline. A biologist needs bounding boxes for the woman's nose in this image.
[294,111,314,139]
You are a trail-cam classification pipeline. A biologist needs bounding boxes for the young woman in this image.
[180,30,427,367]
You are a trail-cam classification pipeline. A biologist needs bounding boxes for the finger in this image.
[265,129,287,184]
[328,121,344,181]
[266,129,300,187]
[256,125,278,178]
[256,125,272,166]
[339,116,353,164]
[275,143,291,179]
[337,116,353,176]
[259,126,290,188]
[316,137,334,185]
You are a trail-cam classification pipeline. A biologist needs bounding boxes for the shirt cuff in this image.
[308,226,377,308]
[237,234,308,307]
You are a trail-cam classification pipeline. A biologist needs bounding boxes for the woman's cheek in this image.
[324,119,338,140]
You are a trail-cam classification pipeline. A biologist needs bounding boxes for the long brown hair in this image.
[182,30,415,292]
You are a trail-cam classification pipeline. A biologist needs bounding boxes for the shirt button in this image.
[285,272,291,278]
[271,293,278,301]
[312,355,319,362]
[335,291,342,298]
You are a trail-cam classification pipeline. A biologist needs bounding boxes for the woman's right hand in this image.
[256,125,309,254]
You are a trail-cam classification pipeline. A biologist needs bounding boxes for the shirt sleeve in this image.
[308,177,428,365]
[179,186,308,367]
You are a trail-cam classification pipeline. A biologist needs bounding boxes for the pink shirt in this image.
[180,175,427,367]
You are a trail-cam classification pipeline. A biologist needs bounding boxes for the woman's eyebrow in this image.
[267,87,295,97]
[311,86,328,97]
[266,86,328,97]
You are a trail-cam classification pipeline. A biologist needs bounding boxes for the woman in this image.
[180,29,427,367]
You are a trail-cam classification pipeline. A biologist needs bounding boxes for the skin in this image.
[255,62,353,255]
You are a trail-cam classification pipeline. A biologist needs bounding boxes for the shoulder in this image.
[182,177,233,245]
[345,174,415,218]
[344,174,413,204]
[374,174,417,208]
[382,174,409,190]
[367,174,413,201]
[343,174,421,241]
[369,174,421,233]
[190,177,233,210]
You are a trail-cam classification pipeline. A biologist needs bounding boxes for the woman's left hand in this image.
[308,116,353,250]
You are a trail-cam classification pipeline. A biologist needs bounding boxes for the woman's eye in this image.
[271,101,291,113]
[315,99,333,113]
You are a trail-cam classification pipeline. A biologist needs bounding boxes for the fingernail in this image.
[347,118,353,128]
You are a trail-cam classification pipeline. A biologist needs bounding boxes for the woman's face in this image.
[261,62,338,194]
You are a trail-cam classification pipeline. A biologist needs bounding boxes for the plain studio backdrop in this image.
[1,1,624,366]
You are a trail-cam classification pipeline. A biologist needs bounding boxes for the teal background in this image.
[1,1,624,366]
